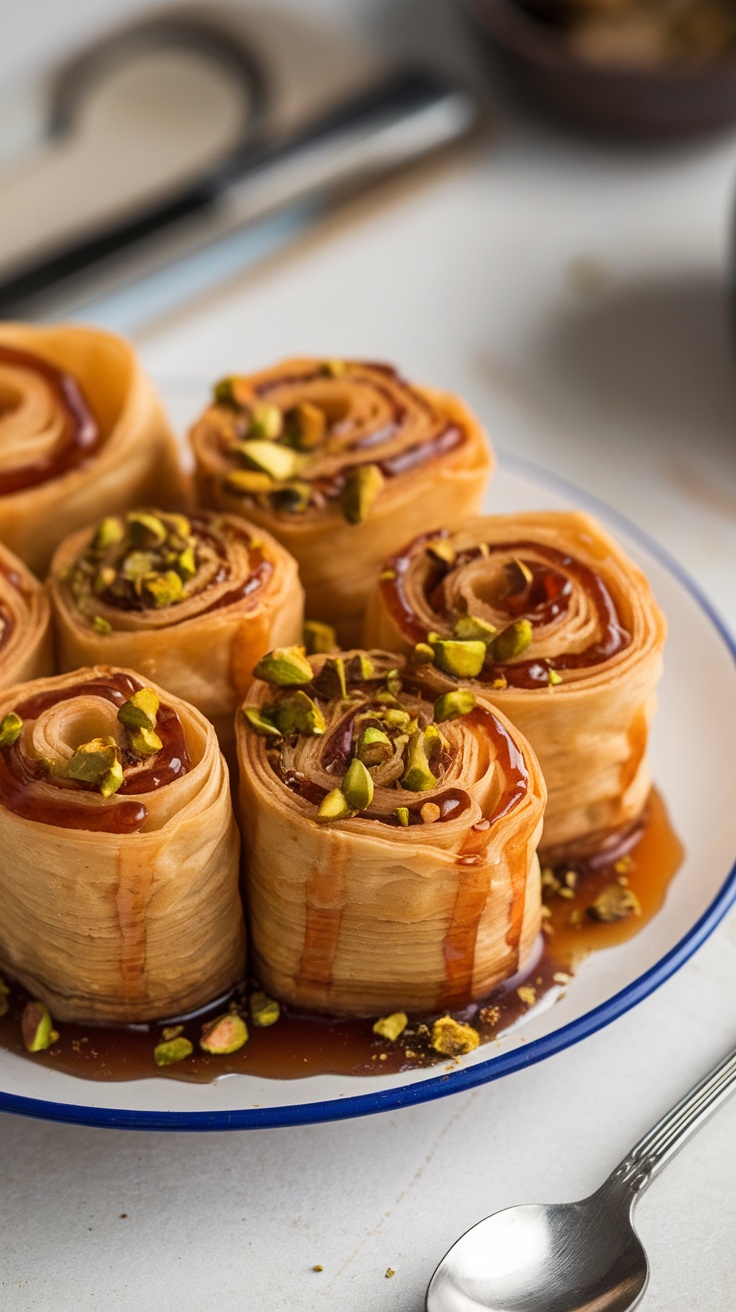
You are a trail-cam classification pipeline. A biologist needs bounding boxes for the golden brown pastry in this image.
[236,647,545,1016]
[0,667,244,1023]
[49,508,304,759]
[0,323,186,575]
[189,358,493,644]
[363,511,666,862]
[0,539,53,687]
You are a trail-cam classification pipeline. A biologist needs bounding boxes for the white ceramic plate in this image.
[1,454,735,1130]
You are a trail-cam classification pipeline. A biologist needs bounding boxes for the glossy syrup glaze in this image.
[0,673,190,833]
[0,345,100,494]
[382,537,630,687]
[0,793,683,1083]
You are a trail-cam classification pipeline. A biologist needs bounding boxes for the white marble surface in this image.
[2,2,736,1310]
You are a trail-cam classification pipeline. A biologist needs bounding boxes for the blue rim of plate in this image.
[1,450,735,1131]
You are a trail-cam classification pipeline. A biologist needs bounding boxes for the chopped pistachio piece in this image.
[92,615,112,635]
[587,885,642,924]
[423,723,448,759]
[66,738,118,785]
[21,1001,59,1053]
[242,706,282,738]
[394,806,410,827]
[94,566,116,593]
[322,358,346,377]
[314,656,347,701]
[385,669,402,696]
[379,567,397,581]
[402,730,438,793]
[303,620,337,655]
[93,516,124,550]
[223,469,273,496]
[272,691,326,737]
[430,1015,480,1057]
[381,708,411,730]
[431,638,486,679]
[235,439,302,482]
[271,481,312,513]
[547,668,562,686]
[129,726,163,757]
[100,758,124,797]
[283,402,326,451]
[316,788,354,823]
[427,538,456,565]
[248,403,283,441]
[506,557,533,589]
[118,687,159,732]
[346,653,375,683]
[434,689,477,722]
[177,545,197,579]
[373,1012,408,1041]
[127,511,167,548]
[213,376,241,407]
[250,992,281,1028]
[143,570,184,608]
[357,727,393,767]
[154,1036,194,1066]
[253,646,313,687]
[0,712,23,748]
[341,464,384,524]
[420,802,441,823]
[342,758,374,811]
[452,614,497,644]
[411,642,435,665]
[200,1013,249,1054]
[489,619,533,663]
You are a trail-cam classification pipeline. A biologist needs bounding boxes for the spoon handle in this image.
[608,1044,736,1195]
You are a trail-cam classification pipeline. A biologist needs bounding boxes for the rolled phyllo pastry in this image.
[190,358,493,644]
[49,508,304,757]
[0,323,186,575]
[236,646,545,1015]
[0,540,54,688]
[0,667,244,1023]
[364,511,666,862]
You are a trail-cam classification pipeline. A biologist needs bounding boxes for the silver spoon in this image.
[426,1041,736,1311]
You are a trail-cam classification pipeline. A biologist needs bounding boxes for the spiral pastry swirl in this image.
[364,511,666,861]
[0,540,53,689]
[236,647,545,1015]
[0,667,244,1023]
[49,508,304,759]
[190,358,493,644]
[0,324,186,575]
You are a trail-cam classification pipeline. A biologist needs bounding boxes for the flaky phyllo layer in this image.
[237,647,545,1015]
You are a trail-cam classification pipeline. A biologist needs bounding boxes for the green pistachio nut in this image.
[547,668,562,686]
[92,615,112,635]
[314,656,347,701]
[235,439,302,482]
[66,738,118,785]
[271,481,312,513]
[489,619,533,663]
[94,566,117,594]
[242,706,282,738]
[249,992,281,1028]
[434,689,477,722]
[127,511,167,548]
[212,376,241,407]
[253,645,313,687]
[121,551,156,581]
[321,359,346,377]
[430,638,487,679]
[154,1036,194,1066]
[283,402,327,451]
[118,687,160,732]
[316,788,354,823]
[271,691,326,737]
[93,516,124,550]
[426,538,456,565]
[385,669,402,696]
[452,614,498,644]
[100,757,124,797]
[357,727,393,767]
[176,545,197,579]
[129,726,163,757]
[200,1013,249,1054]
[21,1000,59,1053]
[373,1012,408,1041]
[303,620,337,655]
[401,730,438,792]
[223,469,273,496]
[423,723,449,760]
[410,642,435,665]
[380,708,411,730]
[164,513,192,541]
[342,758,374,811]
[346,653,375,683]
[341,464,384,525]
[248,403,283,441]
[0,712,23,748]
[394,806,410,827]
[143,570,185,608]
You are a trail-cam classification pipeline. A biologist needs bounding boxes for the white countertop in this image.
[2,2,736,1310]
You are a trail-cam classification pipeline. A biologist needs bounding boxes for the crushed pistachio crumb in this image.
[373,1012,408,1042]
[517,986,536,1007]
[430,1015,479,1057]
[154,1037,194,1066]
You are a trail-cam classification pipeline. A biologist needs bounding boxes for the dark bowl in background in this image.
[459,0,736,139]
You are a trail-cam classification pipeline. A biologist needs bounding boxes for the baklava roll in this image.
[49,508,304,758]
[237,647,545,1015]
[0,667,244,1023]
[0,323,186,575]
[364,511,666,861]
[0,540,54,687]
[190,358,493,644]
